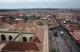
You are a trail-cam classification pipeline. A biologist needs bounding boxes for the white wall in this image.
[0,32,34,42]
[0,32,19,42]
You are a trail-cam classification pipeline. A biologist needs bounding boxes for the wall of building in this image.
[0,32,34,42]
[0,32,19,42]
[15,33,34,42]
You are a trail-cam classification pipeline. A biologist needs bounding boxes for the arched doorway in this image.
[30,37,32,41]
[9,36,13,41]
[23,37,27,42]
[1,34,6,42]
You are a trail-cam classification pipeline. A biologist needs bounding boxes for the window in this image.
[23,37,27,42]
[1,34,6,42]
[9,36,13,41]
[30,37,32,41]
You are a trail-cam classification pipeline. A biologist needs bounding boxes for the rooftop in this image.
[2,42,39,51]
[32,36,41,43]
[66,23,80,44]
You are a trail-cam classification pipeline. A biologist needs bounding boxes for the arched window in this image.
[23,37,27,42]
[1,34,6,42]
[9,36,13,41]
[30,37,32,41]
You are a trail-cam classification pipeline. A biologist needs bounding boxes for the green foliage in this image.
[51,48,56,52]
[23,16,28,21]
[23,15,36,21]
[10,16,15,20]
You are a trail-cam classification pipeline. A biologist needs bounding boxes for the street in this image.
[49,26,80,52]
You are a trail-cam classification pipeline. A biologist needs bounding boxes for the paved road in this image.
[49,16,80,52]
[56,16,80,52]
[49,30,71,52]
[49,27,80,52]
[59,28,80,52]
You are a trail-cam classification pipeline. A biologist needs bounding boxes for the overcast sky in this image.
[0,0,80,9]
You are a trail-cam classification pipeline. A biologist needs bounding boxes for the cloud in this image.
[0,0,75,3]
[0,0,79,9]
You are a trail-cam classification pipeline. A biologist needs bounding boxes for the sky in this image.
[0,0,80,9]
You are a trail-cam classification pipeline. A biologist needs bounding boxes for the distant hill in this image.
[0,8,80,12]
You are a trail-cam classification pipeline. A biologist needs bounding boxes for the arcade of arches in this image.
[0,32,33,42]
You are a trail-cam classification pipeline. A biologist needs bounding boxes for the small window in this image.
[1,34,6,42]
[30,37,32,41]
[9,36,13,41]
[23,37,27,42]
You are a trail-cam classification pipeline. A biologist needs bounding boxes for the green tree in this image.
[23,16,28,21]
[51,48,56,52]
